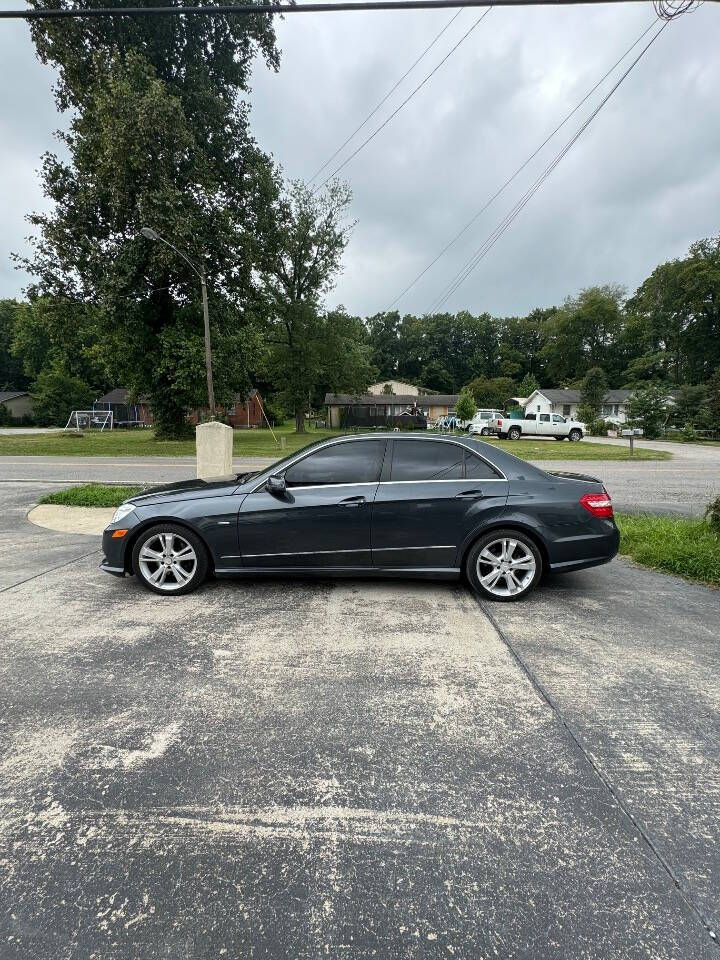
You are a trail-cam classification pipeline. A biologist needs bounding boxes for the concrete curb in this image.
[26,504,114,536]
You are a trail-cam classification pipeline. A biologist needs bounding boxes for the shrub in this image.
[706,496,720,534]
[679,422,698,442]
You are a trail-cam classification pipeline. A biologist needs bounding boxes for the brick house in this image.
[189,389,266,428]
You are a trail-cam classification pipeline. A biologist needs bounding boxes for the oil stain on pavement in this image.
[0,557,713,958]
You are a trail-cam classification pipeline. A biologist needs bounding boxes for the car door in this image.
[551,414,567,436]
[371,439,508,570]
[537,413,552,435]
[523,414,539,435]
[236,439,385,568]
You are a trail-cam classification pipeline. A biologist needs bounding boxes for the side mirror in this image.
[266,474,286,495]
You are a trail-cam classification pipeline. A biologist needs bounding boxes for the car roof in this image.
[317,432,548,480]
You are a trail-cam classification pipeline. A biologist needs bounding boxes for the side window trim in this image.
[284,437,386,489]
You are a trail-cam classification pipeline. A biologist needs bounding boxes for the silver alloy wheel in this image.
[138,532,198,592]
[476,537,536,598]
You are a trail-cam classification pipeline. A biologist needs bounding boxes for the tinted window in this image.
[552,415,565,423]
[539,414,550,422]
[479,410,492,419]
[391,440,463,482]
[524,414,536,421]
[285,441,383,486]
[464,450,501,480]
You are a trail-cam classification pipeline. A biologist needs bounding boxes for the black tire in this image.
[508,426,521,440]
[480,427,490,436]
[132,523,209,596]
[465,529,543,602]
[568,428,583,442]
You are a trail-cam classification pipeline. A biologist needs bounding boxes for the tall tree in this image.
[0,301,30,391]
[366,311,401,379]
[540,286,624,384]
[626,235,720,386]
[578,366,608,423]
[21,3,280,436]
[260,181,367,432]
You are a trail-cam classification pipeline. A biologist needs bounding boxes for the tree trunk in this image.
[295,407,306,433]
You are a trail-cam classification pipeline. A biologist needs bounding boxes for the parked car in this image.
[495,412,585,441]
[467,409,505,436]
[101,433,618,602]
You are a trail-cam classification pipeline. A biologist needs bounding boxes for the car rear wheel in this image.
[466,529,542,601]
[132,524,208,595]
[507,426,521,440]
[569,428,583,442]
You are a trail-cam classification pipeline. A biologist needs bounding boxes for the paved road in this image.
[2,437,719,514]
[0,483,718,958]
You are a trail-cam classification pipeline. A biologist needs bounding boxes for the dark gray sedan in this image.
[101,433,619,601]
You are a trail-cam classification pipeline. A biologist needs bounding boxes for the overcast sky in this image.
[1,1,718,318]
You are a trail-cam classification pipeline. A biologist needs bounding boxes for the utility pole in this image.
[140,227,216,418]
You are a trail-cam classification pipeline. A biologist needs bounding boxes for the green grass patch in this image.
[616,513,720,588]
[39,484,144,508]
[478,438,670,461]
[0,425,670,461]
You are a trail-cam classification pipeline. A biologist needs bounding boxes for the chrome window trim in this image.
[379,478,507,485]
[248,436,385,494]
[248,434,506,492]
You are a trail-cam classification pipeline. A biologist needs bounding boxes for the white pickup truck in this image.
[494,412,585,441]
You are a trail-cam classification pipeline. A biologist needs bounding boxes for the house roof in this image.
[96,388,152,405]
[0,391,30,402]
[530,389,632,405]
[325,393,459,405]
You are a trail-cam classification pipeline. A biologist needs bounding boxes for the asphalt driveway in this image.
[1,484,718,958]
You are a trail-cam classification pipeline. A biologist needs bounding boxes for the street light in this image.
[140,226,216,417]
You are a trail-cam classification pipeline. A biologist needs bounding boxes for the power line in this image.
[430,19,669,312]
[314,6,492,191]
[309,9,463,183]
[389,16,658,307]
[0,0,668,22]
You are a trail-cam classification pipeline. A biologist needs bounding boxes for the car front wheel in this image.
[568,429,583,442]
[480,427,490,436]
[466,529,542,601]
[132,524,208,595]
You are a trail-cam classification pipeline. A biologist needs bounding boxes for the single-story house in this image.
[366,380,433,397]
[95,389,153,426]
[523,389,633,424]
[325,393,458,429]
[189,389,265,428]
[0,391,34,421]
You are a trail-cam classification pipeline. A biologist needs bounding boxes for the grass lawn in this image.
[39,483,143,508]
[616,513,720,588]
[0,425,670,461]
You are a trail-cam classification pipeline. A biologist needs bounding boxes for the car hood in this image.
[127,475,240,506]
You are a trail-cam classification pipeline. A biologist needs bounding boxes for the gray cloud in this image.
[2,2,718,318]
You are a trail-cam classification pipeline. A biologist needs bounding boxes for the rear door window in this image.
[391,441,464,482]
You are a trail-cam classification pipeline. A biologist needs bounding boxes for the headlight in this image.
[111,503,136,524]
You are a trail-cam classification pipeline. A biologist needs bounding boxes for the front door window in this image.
[284,440,384,487]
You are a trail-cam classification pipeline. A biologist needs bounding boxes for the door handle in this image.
[338,496,367,507]
[455,489,484,500]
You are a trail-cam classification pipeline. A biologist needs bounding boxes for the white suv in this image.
[468,410,504,436]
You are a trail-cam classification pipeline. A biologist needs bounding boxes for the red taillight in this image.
[580,492,613,518]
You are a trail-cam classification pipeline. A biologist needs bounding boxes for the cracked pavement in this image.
[1,483,719,958]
